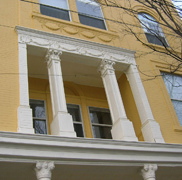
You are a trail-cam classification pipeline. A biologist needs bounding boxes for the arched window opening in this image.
[138,13,168,46]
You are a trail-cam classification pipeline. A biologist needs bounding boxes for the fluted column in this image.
[46,49,76,137]
[35,161,55,180]
[141,164,158,180]
[98,59,138,141]
[17,42,34,134]
[125,65,165,143]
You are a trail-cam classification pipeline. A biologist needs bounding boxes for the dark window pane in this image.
[92,126,112,139]
[89,108,112,125]
[67,104,82,122]
[145,33,168,47]
[172,100,182,126]
[33,120,47,134]
[30,100,45,118]
[40,5,70,21]
[74,124,84,137]
[78,14,106,29]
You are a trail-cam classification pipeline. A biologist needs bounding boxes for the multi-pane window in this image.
[39,0,70,21]
[138,13,168,46]
[76,0,106,29]
[162,72,182,126]
[67,104,85,137]
[89,107,112,139]
[30,99,48,134]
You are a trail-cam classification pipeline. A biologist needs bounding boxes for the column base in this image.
[142,119,165,143]
[17,106,34,134]
[51,112,76,137]
[111,118,138,141]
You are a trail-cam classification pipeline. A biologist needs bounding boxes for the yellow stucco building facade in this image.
[0,0,182,179]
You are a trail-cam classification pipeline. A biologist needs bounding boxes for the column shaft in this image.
[46,49,76,137]
[99,60,138,141]
[125,65,164,143]
[17,42,34,134]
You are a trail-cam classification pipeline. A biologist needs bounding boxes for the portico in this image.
[15,26,164,142]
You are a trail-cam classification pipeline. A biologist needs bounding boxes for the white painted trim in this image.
[0,132,182,166]
[15,26,135,65]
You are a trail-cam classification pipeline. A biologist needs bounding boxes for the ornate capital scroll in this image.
[98,59,116,77]
[141,164,158,180]
[35,161,55,180]
[45,48,62,68]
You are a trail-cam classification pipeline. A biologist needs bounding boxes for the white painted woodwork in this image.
[99,60,138,141]
[35,161,55,180]
[125,65,165,143]
[46,49,76,137]
[141,164,158,180]
[17,42,34,134]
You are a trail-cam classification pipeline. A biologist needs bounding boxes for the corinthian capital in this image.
[141,164,158,180]
[35,161,55,180]
[46,48,62,62]
[98,59,115,77]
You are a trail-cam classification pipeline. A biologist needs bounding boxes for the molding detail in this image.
[99,59,116,77]
[45,48,62,68]
[15,26,135,66]
[141,164,158,180]
[32,13,117,43]
[35,161,55,180]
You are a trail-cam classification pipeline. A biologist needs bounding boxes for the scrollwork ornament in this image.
[19,35,32,44]
[141,164,158,180]
[46,48,62,61]
[98,59,116,77]
[35,161,55,180]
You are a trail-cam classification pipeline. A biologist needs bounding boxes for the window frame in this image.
[161,72,182,126]
[75,0,107,30]
[39,0,72,21]
[88,106,112,139]
[67,103,85,137]
[30,99,49,134]
[138,13,168,47]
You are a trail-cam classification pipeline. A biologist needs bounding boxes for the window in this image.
[39,0,70,21]
[162,72,182,126]
[30,99,48,134]
[67,104,85,137]
[89,107,112,139]
[76,0,106,29]
[138,13,168,46]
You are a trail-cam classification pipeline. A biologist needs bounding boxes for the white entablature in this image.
[15,26,135,66]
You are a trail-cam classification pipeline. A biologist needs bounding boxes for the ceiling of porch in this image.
[27,45,128,87]
[0,161,182,180]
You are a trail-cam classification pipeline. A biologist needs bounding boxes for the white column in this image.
[17,42,34,134]
[35,161,55,180]
[125,65,165,143]
[141,164,158,180]
[46,49,76,137]
[99,59,138,141]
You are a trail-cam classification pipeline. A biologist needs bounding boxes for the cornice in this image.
[15,26,136,65]
[1,132,182,166]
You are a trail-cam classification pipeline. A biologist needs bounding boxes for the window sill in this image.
[32,12,118,44]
